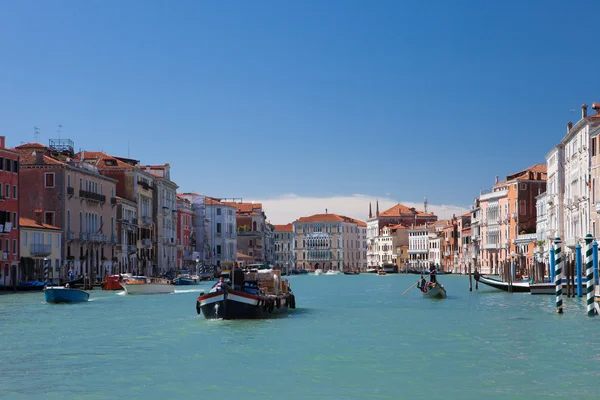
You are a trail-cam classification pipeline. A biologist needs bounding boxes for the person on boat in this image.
[65,283,70,289]
[418,275,427,292]
[429,264,437,284]
[68,267,75,282]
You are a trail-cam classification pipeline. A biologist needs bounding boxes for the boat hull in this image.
[423,283,446,299]
[44,287,90,303]
[529,282,556,295]
[122,283,175,295]
[314,269,323,275]
[101,276,124,290]
[475,275,530,293]
[197,289,295,320]
[173,276,201,285]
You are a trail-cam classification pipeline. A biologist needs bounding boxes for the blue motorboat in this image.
[172,274,201,285]
[44,286,90,303]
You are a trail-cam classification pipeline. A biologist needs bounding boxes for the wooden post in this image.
[468,262,472,291]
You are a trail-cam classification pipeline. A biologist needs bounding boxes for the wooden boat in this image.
[422,282,446,299]
[377,270,387,275]
[366,268,378,274]
[101,274,125,290]
[475,274,530,293]
[44,286,90,303]
[121,276,175,295]
[343,271,360,275]
[196,268,296,320]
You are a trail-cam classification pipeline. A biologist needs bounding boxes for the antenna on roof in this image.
[57,124,63,139]
[424,197,428,214]
[127,140,130,158]
[33,126,40,142]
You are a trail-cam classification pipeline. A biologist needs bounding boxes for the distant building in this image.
[205,197,237,269]
[293,212,367,272]
[274,223,294,272]
[176,196,195,269]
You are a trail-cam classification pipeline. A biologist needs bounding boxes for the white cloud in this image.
[252,193,470,225]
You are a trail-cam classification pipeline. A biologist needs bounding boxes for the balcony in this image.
[31,243,52,257]
[79,190,106,203]
[140,216,152,226]
[162,206,170,215]
[137,180,151,191]
[111,234,118,244]
[111,197,117,205]
[79,232,89,242]
[88,233,107,243]
[66,230,75,241]
[128,245,137,253]
[67,186,74,196]
[141,239,152,248]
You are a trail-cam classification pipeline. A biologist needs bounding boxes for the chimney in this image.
[593,102,600,114]
[567,121,573,132]
[325,208,328,214]
[33,151,43,165]
[376,200,379,217]
[582,104,588,118]
[34,210,43,225]
[369,202,372,219]
[0,136,5,149]
[495,176,499,184]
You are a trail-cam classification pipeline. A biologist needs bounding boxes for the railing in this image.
[140,216,152,226]
[111,234,118,244]
[137,180,151,191]
[128,245,137,253]
[79,232,89,241]
[66,230,75,241]
[79,190,106,203]
[111,197,117,205]
[141,239,152,247]
[31,243,52,256]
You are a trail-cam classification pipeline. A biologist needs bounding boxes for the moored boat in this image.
[314,269,323,275]
[196,267,296,320]
[475,274,531,293]
[377,270,387,275]
[366,268,378,274]
[44,286,90,303]
[172,270,201,285]
[344,271,360,275]
[422,281,446,299]
[325,270,341,275]
[122,276,175,295]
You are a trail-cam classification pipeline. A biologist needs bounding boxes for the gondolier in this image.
[429,264,437,284]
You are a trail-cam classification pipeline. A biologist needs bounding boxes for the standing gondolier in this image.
[429,264,437,284]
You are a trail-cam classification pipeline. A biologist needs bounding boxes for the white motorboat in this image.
[314,269,323,276]
[325,270,341,275]
[121,276,175,295]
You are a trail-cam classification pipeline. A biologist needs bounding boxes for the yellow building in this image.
[20,216,62,284]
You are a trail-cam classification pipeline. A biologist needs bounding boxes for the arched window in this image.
[252,221,257,231]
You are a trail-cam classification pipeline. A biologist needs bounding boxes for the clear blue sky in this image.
[1,0,599,207]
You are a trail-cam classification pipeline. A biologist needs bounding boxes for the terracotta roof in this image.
[19,217,60,230]
[205,197,221,206]
[274,223,293,232]
[294,213,366,226]
[12,145,65,166]
[379,203,433,218]
[387,224,409,230]
[75,151,136,169]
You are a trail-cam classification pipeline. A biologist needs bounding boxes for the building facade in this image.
[205,198,237,268]
[176,196,194,269]
[0,136,19,286]
[15,142,118,282]
[19,215,62,284]
[274,223,294,273]
[293,213,366,271]
[116,196,138,273]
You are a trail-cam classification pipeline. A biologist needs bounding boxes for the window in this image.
[0,157,3,170]
[44,212,54,226]
[13,160,17,172]
[12,186,16,199]
[217,208,221,216]
[56,233,59,248]
[12,213,16,227]
[67,210,71,231]
[22,231,27,246]
[249,240,253,247]
[45,173,55,188]
[4,185,8,199]
[80,177,82,190]
[519,200,526,215]
[217,245,222,255]
[5,159,10,172]
[79,212,83,232]
[12,239,16,254]
[216,223,221,234]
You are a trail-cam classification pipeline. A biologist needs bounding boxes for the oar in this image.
[402,281,419,295]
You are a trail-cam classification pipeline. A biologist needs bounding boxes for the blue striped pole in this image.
[576,244,582,297]
[554,237,563,314]
[585,235,595,317]
[43,258,49,286]
[550,247,555,283]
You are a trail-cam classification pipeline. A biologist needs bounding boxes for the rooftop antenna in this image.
[57,124,63,139]
[33,126,40,142]
[424,197,428,214]
[127,140,130,158]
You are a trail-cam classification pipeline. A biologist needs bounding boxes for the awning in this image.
[236,252,253,261]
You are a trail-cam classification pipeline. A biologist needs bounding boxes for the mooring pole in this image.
[585,235,595,317]
[554,237,563,314]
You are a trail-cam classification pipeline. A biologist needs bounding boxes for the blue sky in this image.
[1,0,599,222]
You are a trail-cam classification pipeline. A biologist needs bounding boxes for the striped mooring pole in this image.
[549,247,555,283]
[554,237,563,314]
[43,258,49,286]
[585,234,595,317]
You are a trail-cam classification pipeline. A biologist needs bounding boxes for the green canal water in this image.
[1,274,599,399]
